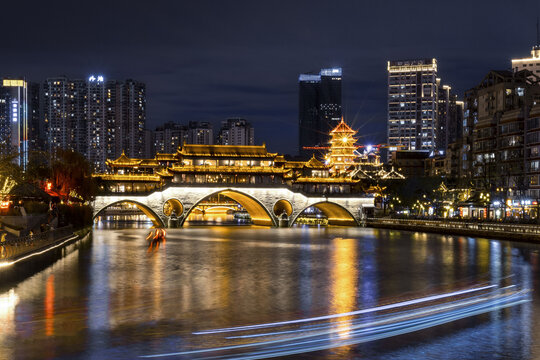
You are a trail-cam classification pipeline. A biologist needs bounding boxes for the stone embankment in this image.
[366,218,540,243]
[0,225,90,288]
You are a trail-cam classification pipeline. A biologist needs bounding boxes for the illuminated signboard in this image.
[11,100,18,123]
[2,79,25,87]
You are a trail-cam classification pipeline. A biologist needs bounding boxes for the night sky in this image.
[1,0,539,154]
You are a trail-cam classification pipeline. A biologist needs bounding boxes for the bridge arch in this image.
[292,201,358,226]
[181,189,276,227]
[163,198,183,216]
[93,200,165,227]
[273,199,293,217]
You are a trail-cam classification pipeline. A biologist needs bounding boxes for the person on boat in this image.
[146,227,166,251]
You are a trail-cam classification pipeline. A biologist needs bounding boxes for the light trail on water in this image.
[140,283,530,359]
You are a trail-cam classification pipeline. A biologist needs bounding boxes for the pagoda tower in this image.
[326,118,358,175]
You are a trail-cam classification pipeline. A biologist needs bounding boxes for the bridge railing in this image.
[366,218,540,236]
[96,182,373,198]
[0,225,74,261]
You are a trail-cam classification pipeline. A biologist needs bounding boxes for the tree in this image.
[51,149,96,201]
[0,153,23,198]
[25,151,52,184]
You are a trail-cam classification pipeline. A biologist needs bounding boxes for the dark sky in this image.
[1,0,539,154]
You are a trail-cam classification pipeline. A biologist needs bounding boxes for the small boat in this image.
[146,228,167,250]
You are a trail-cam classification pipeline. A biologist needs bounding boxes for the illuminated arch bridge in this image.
[93,186,374,227]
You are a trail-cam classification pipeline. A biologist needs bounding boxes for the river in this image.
[0,225,539,359]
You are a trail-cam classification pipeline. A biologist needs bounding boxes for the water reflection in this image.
[0,227,537,359]
[44,275,54,337]
[0,289,18,360]
[330,238,357,339]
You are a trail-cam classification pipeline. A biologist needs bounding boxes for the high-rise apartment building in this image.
[86,75,107,171]
[44,77,86,155]
[121,80,146,158]
[104,80,122,162]
[43,75,146,172]
[187,121,213,145]
[460,70,540,199]
[154,122,187,153]
[217,118,254,145]
[298,67,342,157]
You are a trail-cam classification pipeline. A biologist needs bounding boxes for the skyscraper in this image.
[43,76,146,172]
[104,80,122,161]
[43,77,86,155]
[298,67,342,157]
[387,59,460,162]
[217,118,255,145]
[28,82,42,153]
[86,75,107,171]
[121,79,146,158]
[0,79,39,169]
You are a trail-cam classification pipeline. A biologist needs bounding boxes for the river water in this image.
[1,225,539,359]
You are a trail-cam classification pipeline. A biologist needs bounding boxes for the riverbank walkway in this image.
[0,226,75,264]
[367,218,540,242]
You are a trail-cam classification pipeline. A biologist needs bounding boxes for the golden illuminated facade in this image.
[95,143,365,195]
[351,147,404,181]
[326,118,358,175]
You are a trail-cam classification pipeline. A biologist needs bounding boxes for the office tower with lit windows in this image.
[0,88,9,154]
[0,78,41,169]
[387,59,440,159]
[217,118,255,145]
[298,67,342,157]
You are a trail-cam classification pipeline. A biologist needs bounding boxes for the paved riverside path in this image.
[367,218,540,243]
[0,226,74,262]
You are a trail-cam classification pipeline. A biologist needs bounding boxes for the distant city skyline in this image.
[0,1,540,154]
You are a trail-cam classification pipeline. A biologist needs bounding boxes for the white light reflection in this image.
[141,286,529,359]
[194,284,496,335]
[0,289,19,322]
